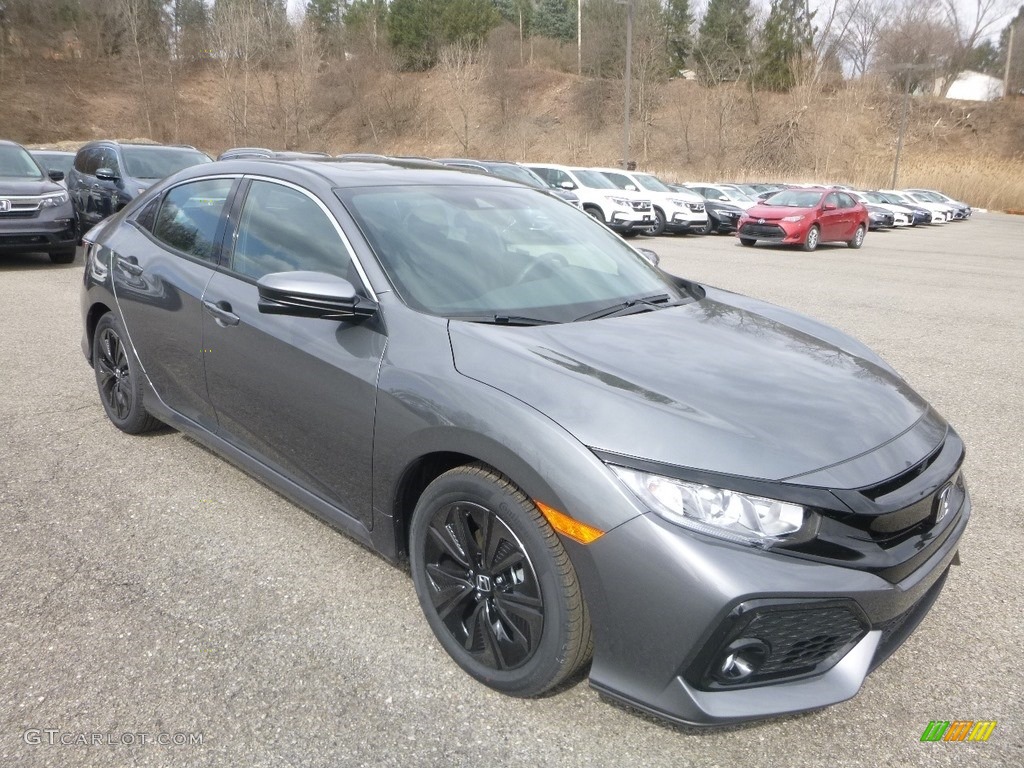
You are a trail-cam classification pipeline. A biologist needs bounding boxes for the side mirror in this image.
[559,181,576,190]
[48,169,65,182]
[636,247,660,267]
[95,167,119,182]
[257,271,378,320]
[624,184,637,191]
[823,203,837,211]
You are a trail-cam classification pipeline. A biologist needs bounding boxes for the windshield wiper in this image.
[456,314,557,326]
[574,293,675,322]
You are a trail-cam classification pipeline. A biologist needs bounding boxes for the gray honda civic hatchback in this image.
[81,158,969,726]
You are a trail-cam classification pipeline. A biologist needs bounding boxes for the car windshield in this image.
[572,170,618,190]
[486,164,546,189]
[121,146,211,180]
[339,184,688,323]
[863,192,887,204]
[720,186,755,202]
[634,174,673,193]
[31,152,73,177]
[763,189,824,208]
[0,145,44,180]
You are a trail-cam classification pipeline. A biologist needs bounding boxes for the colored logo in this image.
[920,720,997,742]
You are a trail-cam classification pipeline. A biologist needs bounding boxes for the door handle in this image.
[116,255,144,276]
[203,299,240,326]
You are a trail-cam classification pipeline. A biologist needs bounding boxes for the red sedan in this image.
[736,188,869,251]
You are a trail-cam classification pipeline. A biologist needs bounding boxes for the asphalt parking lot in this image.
[1,215,1021,767]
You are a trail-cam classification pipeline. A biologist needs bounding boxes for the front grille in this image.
[0,209,39,219]
[0,234,48,245]
[740,223,786,238]
[688,599,868,690]
[687,202,705,212]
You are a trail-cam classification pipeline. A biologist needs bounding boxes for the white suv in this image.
[526,163,654,237]
[593,168,708,236]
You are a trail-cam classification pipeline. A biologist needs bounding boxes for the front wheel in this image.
[93,313,162,434]
[648,208,666,236]
[801,225,820,252]
[739,237,755,247]
[49,248,76,264]
[847,224,865,249]
[409,464,592,697]
[697,216,715,235]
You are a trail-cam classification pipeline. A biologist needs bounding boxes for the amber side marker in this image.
[535,501,604,544]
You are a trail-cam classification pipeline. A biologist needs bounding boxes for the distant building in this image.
[936,70,1004,101]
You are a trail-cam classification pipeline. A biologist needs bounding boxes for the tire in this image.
[620,230,639,239]
[847,225,865,249]
[409,463,592,697]
[49,248,76,264]
[739,237,755,247]
[583,205,604,222]
[649,208,666,236]
[93,313,162,434]
[801,225,820,252]
[697,216,715,235]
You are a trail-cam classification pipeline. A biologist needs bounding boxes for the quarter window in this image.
[152,178,233,263]
[229,181,354,281]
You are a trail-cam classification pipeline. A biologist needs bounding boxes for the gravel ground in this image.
[1,213,1021,767]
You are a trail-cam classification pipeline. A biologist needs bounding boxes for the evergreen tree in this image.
[388,0,499,70]
[534,0,574,43]
[493,0,534,36]
[754,0,812,91]
[663,0,692,74]
[306,0,345,35]
[693,0,752,83]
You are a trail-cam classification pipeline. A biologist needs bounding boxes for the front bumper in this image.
[0,206,78,254]
[570,482,969,726]
[607,209,654,234]
[736,220,807,244]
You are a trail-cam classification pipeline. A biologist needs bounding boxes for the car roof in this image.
[80,140,205,152]
[176,157,514,189]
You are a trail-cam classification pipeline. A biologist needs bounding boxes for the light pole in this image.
[616,0,633,170]
[889,61,938,189]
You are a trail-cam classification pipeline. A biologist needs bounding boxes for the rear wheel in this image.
[93,313,162,434]
[739,237,755,247]
[801,225,820,252]
[409,464,592,697]
[847,224,865,249]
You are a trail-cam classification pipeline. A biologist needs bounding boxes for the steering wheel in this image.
[514,252,566,284]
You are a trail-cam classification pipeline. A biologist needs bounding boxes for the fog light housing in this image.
[714,639,769,683]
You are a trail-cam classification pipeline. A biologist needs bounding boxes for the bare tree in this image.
[439,41,487,154]
[938,0,1015,95]
[839,0,890,77]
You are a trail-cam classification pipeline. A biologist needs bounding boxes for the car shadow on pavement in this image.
[0,251,81,270]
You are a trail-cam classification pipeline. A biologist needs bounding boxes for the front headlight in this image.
[712,208,737,217]
[611,466,805,546]
[39,192,69,208]
[609,196,631,207]
[781,214,805,222]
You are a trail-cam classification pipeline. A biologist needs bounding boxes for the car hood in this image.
[0,178,64,196]
[449,287,931,483]
[744,203,816,219]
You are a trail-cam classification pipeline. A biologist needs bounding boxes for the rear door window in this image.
[152,178,233,263]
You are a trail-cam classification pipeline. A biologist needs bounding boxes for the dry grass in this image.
[6,58,1024,209]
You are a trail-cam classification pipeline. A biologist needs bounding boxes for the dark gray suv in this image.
[0,140,77,263]
[81,158,969,726]
[69,141,211,234]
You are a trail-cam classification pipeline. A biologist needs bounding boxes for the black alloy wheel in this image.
[410,464,592,697]
[93,314,162,434]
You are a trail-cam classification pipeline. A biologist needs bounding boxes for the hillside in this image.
[5,57,1024,209]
